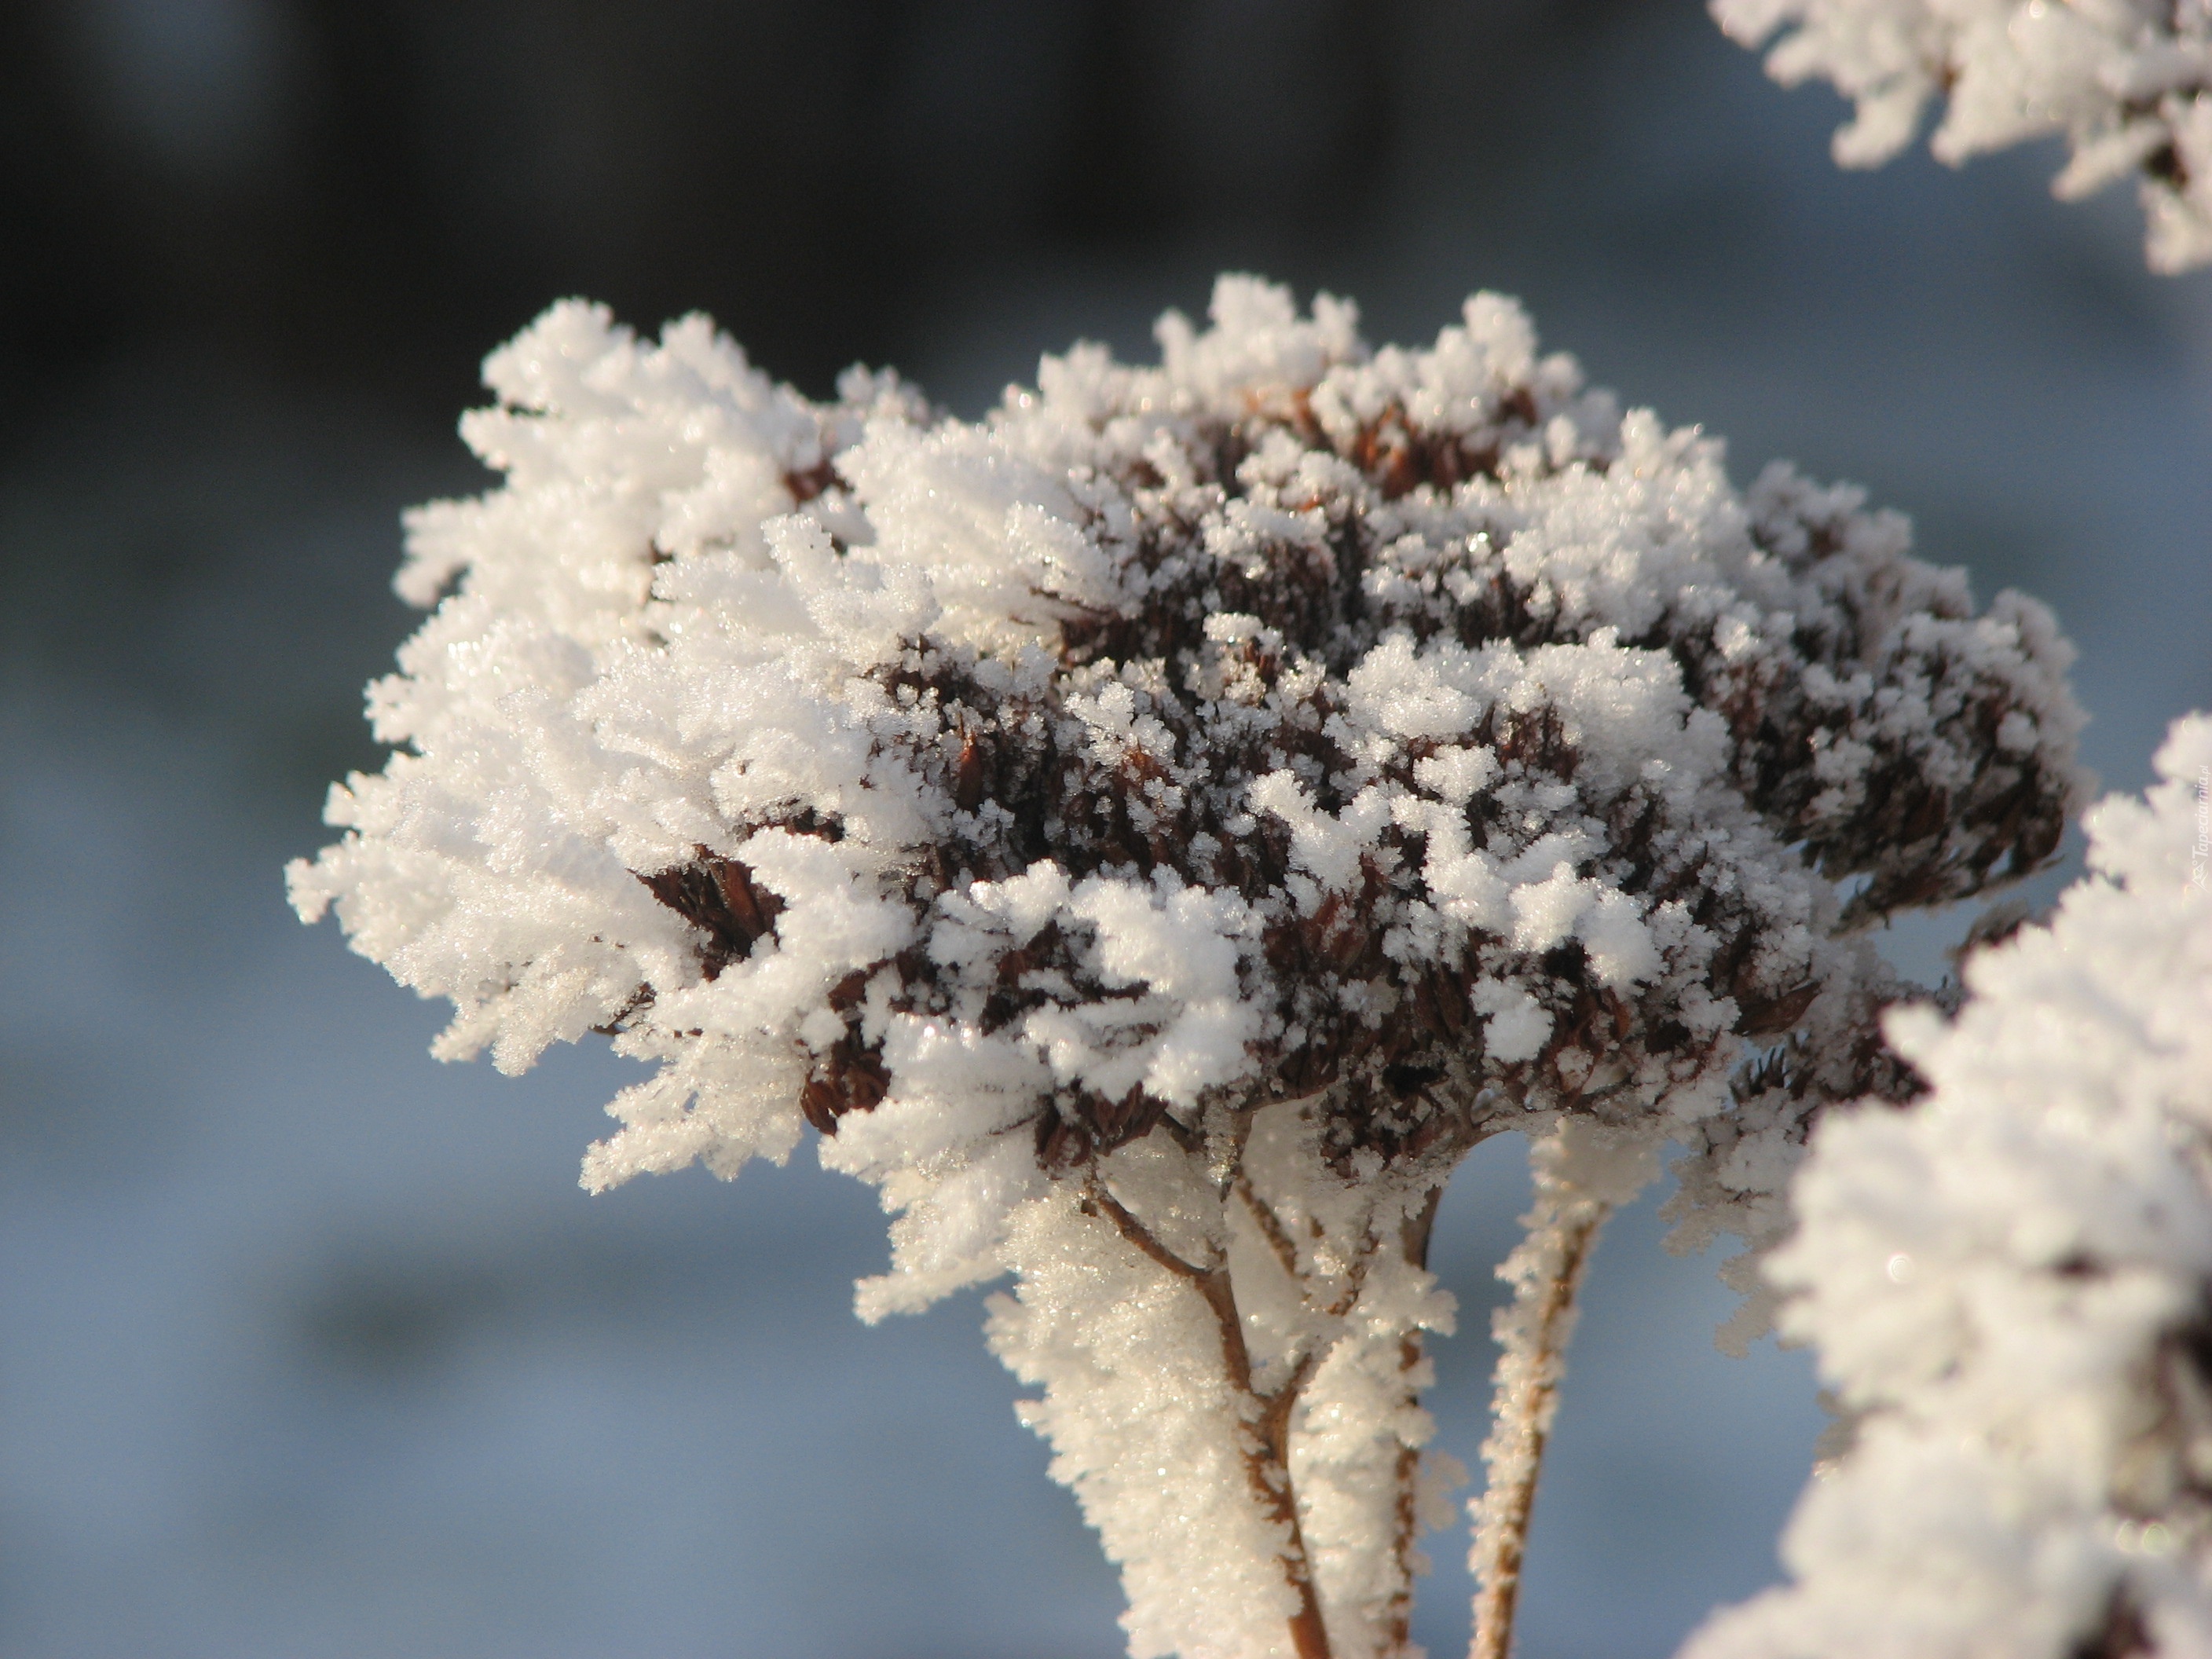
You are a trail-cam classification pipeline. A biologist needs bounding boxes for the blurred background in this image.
[2,2,2208,1655]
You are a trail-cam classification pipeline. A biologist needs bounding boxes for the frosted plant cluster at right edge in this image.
[1715,0,2212,271]
[1686,715,2212,1659]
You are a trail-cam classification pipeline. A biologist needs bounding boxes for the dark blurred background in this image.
[2,3,2207,1656]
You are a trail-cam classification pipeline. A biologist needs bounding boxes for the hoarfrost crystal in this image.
[1687,716,2212,1659]
[291,277,2085,1659]
[1715,0,2212,272]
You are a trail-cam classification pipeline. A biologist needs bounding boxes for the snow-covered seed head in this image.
[287,278,2093,1659]
[290,276,2085,1300]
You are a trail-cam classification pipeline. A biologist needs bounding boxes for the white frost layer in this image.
[1715,0,2212,271]
[1687,714,2212,1659]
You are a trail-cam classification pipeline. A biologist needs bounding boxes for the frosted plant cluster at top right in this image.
[1716,0,2212,272]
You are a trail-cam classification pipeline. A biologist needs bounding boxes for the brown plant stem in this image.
[1468,1173,1611,1659]
[1381,1185,1448,1655]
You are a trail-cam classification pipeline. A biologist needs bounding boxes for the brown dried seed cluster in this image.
[636,361,2078,1178]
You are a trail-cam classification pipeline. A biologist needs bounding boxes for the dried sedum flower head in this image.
[1714,0,2212,272]
[291,278,2085,1659]
[1686,715,2212,1659]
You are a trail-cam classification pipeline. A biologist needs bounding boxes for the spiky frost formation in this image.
[1716,0,2212,272]
[1686,716,2212,1659]
[291,278,2084,1659]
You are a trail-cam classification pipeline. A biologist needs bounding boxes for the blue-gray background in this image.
[2,2,2207,1655]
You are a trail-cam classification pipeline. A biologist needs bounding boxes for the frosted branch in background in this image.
[289,276,2085,1658]
[1714,0,2212,271]
[1686,715,2212,1659]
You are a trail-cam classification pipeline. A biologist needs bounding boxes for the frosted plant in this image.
[290,276,2085,1659]
[1714,0,2212,272]
[1686,714,2212,1659]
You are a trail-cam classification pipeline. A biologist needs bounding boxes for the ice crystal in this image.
[1715,0,2212,272]
[1687,715,2212,1659]
[291,277,2085,1659]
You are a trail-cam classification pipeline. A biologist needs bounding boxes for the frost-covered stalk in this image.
[993,1105,1466,1659]
[1715,0,2212,271]
[1688,715,2212,1659]
[292,277,2084,1659]
[1470,1123,1657,1659]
